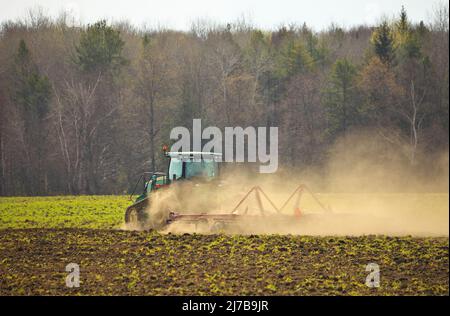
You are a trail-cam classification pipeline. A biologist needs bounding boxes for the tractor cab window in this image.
[169,157,218,180]
[185,159,218,179]
[168,158,183,180]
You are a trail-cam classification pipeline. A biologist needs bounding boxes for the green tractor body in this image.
[125,151,221,226]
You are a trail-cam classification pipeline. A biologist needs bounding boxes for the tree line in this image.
[0,5,448,195]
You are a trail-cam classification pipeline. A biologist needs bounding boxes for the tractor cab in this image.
[130,151,222,204]
[167,151,221,181]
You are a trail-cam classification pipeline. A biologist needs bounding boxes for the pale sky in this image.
[0,0,444,30]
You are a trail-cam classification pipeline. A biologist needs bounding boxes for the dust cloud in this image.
[128,131,449,237]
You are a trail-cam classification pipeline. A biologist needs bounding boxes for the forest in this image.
[0,5,448,195]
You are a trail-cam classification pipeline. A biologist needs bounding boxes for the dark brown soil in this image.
[0,229,448,295]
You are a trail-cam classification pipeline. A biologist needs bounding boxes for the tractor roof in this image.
[166,152,222,161]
